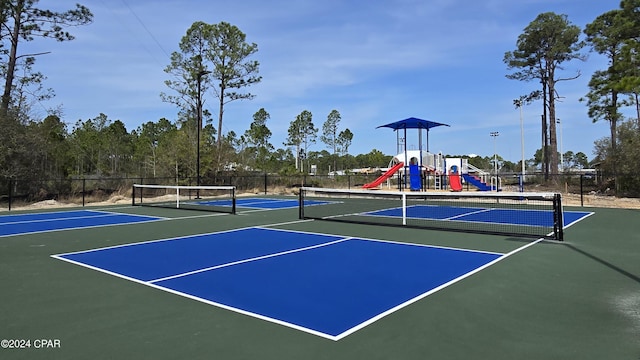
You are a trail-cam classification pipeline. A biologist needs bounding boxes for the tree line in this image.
[505,1,640,180]
[0,108,387,180]
[1,1,639,189]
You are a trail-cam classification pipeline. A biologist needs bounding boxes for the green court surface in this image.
[0,198,639,359]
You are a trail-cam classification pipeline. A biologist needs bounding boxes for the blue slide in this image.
[462,174,494,191]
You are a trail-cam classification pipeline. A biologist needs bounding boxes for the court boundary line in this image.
[50,252,341,340]
[256,224,505,256]
[147,234,507,341]
[358,205,592,231]
[0,207,252,238]
[0,210,162,226]
[360,210,550,230]
[148,237,352,283]
[0,209,94,218]
[213,197,336,210]
[0,210,168,238]
[0,212,114,225]
[334,236,546,340]
[49,210,570,341]
[562,211,595,229]
[137,225,506,286]
[52,225,314,257]
[51,226,512,341]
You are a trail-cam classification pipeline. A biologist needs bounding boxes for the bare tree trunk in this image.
[635,92,639,130]
[548,78,559,177]
[216,84,225,170]
[541,77,549,180]
[1,0,24,115]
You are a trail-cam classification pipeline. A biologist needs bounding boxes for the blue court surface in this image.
[0,210,163,237]
[53,227,503,340]
[197,197,331,210]
[365,205,592,228]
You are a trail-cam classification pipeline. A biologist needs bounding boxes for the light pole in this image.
[514,97,527,191]
[518,101,525,180]
[196,70,211,188]
[557,118,563,171]
[490,131,499,191]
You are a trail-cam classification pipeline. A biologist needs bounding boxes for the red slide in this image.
[363,162,404,189]
[449,173,463,192]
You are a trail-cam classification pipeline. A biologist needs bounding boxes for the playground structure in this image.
[362,150,497,191]
[362,117,499,192]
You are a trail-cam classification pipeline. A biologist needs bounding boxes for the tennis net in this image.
[132,184,236,214]
[299,187,564,240]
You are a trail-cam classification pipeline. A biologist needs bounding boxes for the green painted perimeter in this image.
[0,200,638,359]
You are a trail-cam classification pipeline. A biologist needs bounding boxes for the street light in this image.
[514,97,527,191]
[196,69,211,188]
[517,100,525,180]
[490,131,499,191]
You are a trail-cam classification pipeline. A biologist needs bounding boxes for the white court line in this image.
[52,224,314,257]
[52,251,351,338]
[53,227,523,341]
[50,223,550,341]
[333,236,546,340]
[85,209,164,220]
[444,208,492,220]
[148,237,352,283]
[257,224,505,256]
[563,211,595,229]
[53,226,263,256]
[0,209,91,218]
[52,225,506,340]
[0,211,167,238]
[0,211,119,226]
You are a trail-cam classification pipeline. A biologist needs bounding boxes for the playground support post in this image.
[519,102,525,182]
[490,131,499,191]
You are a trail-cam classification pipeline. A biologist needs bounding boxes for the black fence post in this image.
[298,188,304,219]
[580,174,584,207]
[8,179,12,211]
[264,173,268,195]
[82,179,86,207]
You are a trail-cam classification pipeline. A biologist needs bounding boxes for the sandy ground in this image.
[562,193,640,209]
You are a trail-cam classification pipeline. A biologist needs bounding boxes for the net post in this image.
[402,192,407,225]
[553,193,564,241]
[131,184,135,206]
[580,175,584,207]
[264,173,268,195]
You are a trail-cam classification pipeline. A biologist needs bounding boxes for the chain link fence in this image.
[0,171,636,211]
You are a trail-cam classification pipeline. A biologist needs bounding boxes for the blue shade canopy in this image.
[376,117,451,156]
[376,117,450,130]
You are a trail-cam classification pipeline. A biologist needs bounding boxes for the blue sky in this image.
[23,0,622,163]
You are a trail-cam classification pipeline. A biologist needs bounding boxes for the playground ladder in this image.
[434,175,442,190]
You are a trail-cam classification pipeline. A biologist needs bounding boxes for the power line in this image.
[97,0,169,68]
[120,0,172,60]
